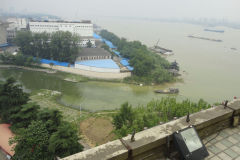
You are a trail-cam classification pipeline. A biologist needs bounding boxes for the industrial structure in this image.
[29,20,95,47]
[76,48,111,61]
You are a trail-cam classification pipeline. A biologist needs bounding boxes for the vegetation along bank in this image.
[100,30,179,84]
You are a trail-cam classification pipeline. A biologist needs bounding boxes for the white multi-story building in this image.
[29,20,95,47]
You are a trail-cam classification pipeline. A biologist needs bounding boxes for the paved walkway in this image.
[203,125,240,160]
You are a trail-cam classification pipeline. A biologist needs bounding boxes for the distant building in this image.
[76,48,111,61]
[29,20,95,47]
[7,18,28,30]
[6,18,28,42]
[0,21,8,47]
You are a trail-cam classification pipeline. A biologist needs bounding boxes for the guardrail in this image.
[62,99,240,160]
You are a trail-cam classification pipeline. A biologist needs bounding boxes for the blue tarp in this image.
[75,59,120,69]
[103,39,117,49]
[93,33,102,39]
[93,33,116,49]
[120,59,133,71]
[93,33,134,71]
[120,59,130,66]
[112,50,122,58]
[0,43,10,48]
[40,59,70,67]
[127,66,134,71]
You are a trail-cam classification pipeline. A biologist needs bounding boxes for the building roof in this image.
[77,48,111,58]
[40,59,70,67]
[0,124,15,156]
[81,36,94,39]
[203,125,240,159]
[75,59,120,69]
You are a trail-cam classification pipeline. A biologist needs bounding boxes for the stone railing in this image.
[61,99,240,160]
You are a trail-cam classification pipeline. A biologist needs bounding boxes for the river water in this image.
[1,18,240,111]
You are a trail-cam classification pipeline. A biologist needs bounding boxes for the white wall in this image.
[79,38,95,47]
[29,21,93,37]
[41,64,130,79]
[75,63,120,73]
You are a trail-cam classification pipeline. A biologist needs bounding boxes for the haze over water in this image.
[95,17,240,103]
[1,18,240,111]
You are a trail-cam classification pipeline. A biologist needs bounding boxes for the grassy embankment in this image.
[30,89,116,147]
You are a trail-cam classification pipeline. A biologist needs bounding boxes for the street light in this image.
[173,126,209,160]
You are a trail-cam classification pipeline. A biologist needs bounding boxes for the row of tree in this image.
[0,52,41,67]
[112,97,211,137]
[0,78,83,159]
[15,31,80,63]
[100,30,177,84]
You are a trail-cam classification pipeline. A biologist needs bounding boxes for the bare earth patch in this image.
[80,117,115,147]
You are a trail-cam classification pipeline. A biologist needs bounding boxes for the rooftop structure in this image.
[75,59,120,73]
[93,33,134,71]
[61,98,240,160]
[0,124,15,157]
[76,48,111,61]
[204,126,240,159]
[40,59,70,67]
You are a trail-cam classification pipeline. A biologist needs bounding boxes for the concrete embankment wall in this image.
[41,64,131,80]
[61,99,240,160]
[75,63,120,73]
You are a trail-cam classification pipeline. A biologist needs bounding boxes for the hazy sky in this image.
[1,0,240,22]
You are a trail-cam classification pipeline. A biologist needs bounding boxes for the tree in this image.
[0,52,41,67]
[99,30,174,84]
[113,98,211,137]
[10,121,53,160]
[101,44,110,52]
[0,77,29,122]
[48,121,83,158]
[113,102,135,129]
[49,62,54,69]
[15,31,80,63]
[37,108,63,134]
[10,103,40,130]
[15,31,34,56]
[86,40,92,48]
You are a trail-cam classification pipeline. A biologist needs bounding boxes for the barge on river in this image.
[154,88,179,94]
[188,35,222,42]
[150,39,173,55]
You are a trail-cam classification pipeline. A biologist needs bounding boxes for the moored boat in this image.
[154,88,179,94]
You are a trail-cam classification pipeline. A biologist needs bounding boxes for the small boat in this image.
[154,88,179,94]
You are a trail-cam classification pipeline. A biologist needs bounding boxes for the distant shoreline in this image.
[0,64,56,74]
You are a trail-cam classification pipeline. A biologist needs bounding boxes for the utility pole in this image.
[79,104,82,117]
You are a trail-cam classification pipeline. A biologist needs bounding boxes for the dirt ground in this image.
[80,117,116,147]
